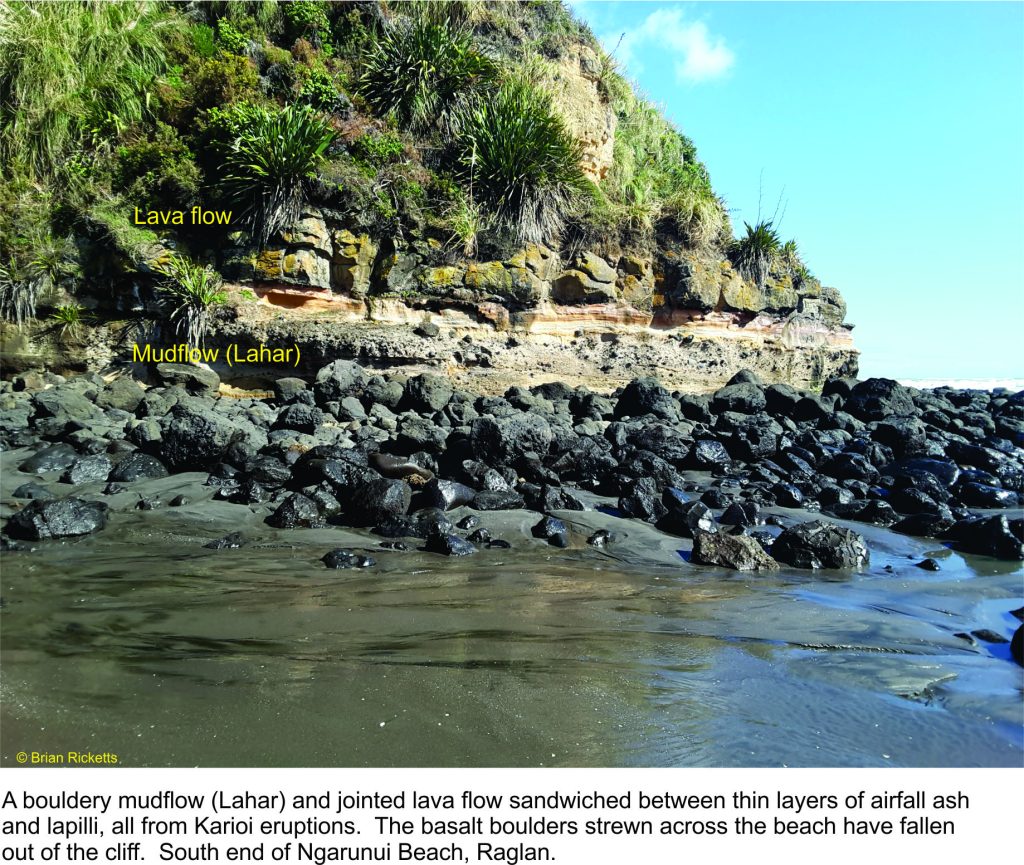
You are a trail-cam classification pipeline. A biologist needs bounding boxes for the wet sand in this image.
[1,462,1020,767]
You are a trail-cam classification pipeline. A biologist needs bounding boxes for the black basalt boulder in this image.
[353,478,412,526]
[272,403,325,433]
[618,477,667,523]
[60,455,113,485]
[322,549,376,569]
[421,478,476,511]
[470,413,552,466]
[471,489,525,510]
[19,444,79,474]
[891,511,956,538]
[401,373,454,413]
[5,498,108,540]
[827,499,899,527]
[12,482,56,500]
[657,500,717,538]
[711,383,766,415]
[772,520,870,569]
[844,378,917,421]
[531,516,570,548]
[107,452,169,483]
[957,482,1018,509]
[159,404,254,472]
[266,493,325,529]
[154,363,220,396]
[685,440,731,471]
[946,515,1024,560]
[614,377,679,420]
[374,508,454,540]
[313,360,366,405]
[424,531,477,557]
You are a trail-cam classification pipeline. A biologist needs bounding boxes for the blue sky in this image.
[569,1,1024,379]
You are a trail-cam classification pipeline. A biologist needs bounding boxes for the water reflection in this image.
[1,500,1021,768]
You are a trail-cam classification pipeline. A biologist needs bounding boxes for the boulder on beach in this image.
[61,455,113,485]
[153,363,220,396]
[946,515,1024,560]
[691,529,779,571]
[159,402,264,471]
[355,477,413,526]
[421,478,475,511]
[658,500,717,539]
[4,498,108,540]
[772,520,870,569]
[531,516,570,547]
[19,443,79,474]
[615,377,679,420]
[322,549,376,569]
[266,493,325,529]
[470,412,553,466]
[401,373,454,413]
[843,378,916,421]
[424,531,477,557]
[313,360,366,404]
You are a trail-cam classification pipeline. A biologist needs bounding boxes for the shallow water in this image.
[1,464,1022,767]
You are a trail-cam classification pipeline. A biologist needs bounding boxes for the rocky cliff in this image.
[0,0,857,391]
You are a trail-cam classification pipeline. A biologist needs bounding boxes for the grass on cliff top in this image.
[604,89,728,250]
[0,0,179,180]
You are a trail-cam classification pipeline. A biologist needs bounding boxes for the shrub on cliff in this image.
[219,104,334,245]
[153,252,226,348]
[732,220,782,290]
[453,75,586,245]
[0,231,77,328]
[357,11,496,132]
[113,123,201,213]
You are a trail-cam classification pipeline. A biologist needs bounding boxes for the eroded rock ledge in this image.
[203,206,858,393]
[210,286,855,395]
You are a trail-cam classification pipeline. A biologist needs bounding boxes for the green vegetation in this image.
[357,12,496,132]
[351,130,406,167]
[0,0,796,339]
[454,75,586,244]
[732,220,782,290]
[0,0,177,179]
[153,252,226,347]
[0,230,77,328]
[0,255,41,328]
[219,104,335,245]
[114,123,202,212]
[446,195,488,258]
[602,91,727,248]
[49,302,88,338]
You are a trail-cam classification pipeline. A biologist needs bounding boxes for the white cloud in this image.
[603,7,735,84]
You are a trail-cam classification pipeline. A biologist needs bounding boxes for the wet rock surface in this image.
[691,529,779,571]
[2,365,1023,584]
[5,498,108,540]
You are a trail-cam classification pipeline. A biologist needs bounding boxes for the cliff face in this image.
[204,204,855,393]
[0,0,857,389]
